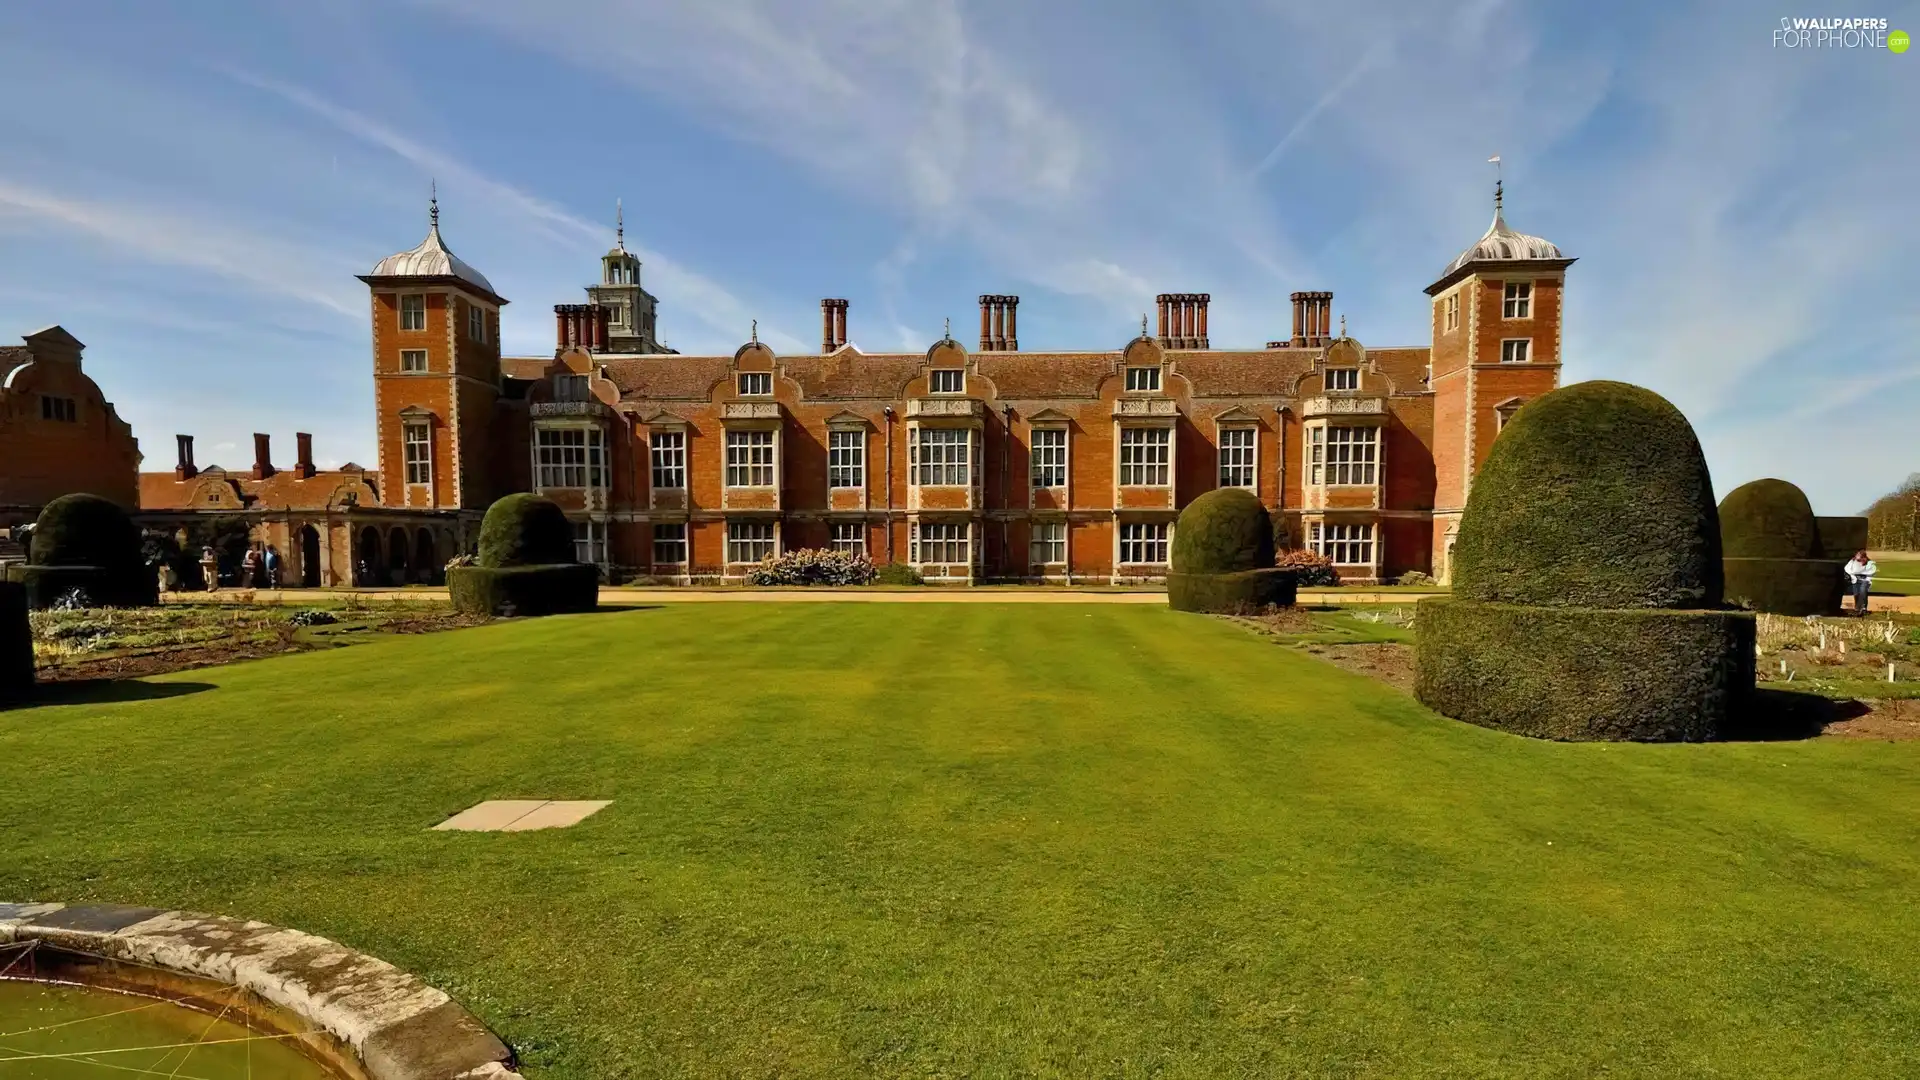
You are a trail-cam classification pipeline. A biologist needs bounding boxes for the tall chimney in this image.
[991,297,1006,351]
[979,296,994,351]
[252,433,274,480]
[821,299,848,352]
[1318,292,1334,344]
[174,434,197,480]
[1194,293,1209,349]
[1004,296,1018,351]
[555,307,568,352]
[1290,292,1307,347]
[295,432,316,479]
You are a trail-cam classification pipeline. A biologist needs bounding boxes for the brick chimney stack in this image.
[977,296,1020,350]
[1290,291,1333,347]
[251,433,274,480]
[554,305,614,352]
[820,299,849,352]
[1155,294,1210,349]
[174,434,197,480]
[294,432,316,479]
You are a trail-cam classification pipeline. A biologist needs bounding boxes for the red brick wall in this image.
[0,349,140,519]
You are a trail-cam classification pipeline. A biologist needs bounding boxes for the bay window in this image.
[535,426,606,489]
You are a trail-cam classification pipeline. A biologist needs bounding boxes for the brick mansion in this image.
[12,185,1571,586]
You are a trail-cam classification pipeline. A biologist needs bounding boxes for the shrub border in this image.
[448,563,598,617]
[1414,597,1755,742]
[1723,557,1844,616]
[1167,568,1298,613]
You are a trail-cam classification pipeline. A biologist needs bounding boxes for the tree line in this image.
[1864,472,1920,551]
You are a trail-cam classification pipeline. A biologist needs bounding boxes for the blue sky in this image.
[1,0,1913,513]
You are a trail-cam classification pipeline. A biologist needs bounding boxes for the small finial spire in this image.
[616,198,624,249]
[1487,154,1503,218]
[944,316,952,341]
[429,179,439,230]
[1141,313,1149,338]
[1340,314,1347,338]
[751,319,758,345]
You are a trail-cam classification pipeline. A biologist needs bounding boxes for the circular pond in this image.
[0,978,338,1078]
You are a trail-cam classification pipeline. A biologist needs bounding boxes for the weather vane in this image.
[1141,313,1149,337]
[750,319,758,345]
[1340,314,1347,338]
[944,316,952,340]
[429,178,439,228]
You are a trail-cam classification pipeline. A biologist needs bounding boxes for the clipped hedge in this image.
[0,581,30,706]
[1723,558,1843,616]
[4,562,158,610]
[1172,489,1274,574]
[1414,598,1755,742]
[448,563,599,617]
[1816,516,1869,559]
[1718,478,1819,559]
[1451,381,1723,610]
[30,493,143,569]
[477,494,575,568]
[1167,568,1297,614]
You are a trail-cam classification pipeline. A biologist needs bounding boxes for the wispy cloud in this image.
[0,179,363,317]
[226,68,810,354]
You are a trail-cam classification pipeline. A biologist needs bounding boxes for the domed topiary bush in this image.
[447,494,598,616]
[0,581,31,705]
[1166,488,1296,613]
[8,493,157,609]
[1415,381,1754,741]
[1718,478,1843,616]
[476,493,576,569]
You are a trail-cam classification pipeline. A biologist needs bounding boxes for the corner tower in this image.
[1425,179,1573,583]
[358,190,508,511]
[587,201,669,354]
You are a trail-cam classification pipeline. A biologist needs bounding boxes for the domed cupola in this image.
[365,187,498,297]
[1438,180,1564,280]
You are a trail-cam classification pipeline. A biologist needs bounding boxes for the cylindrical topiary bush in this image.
[448,494,598,616]
[1416,381,1753,741]
[0,581,32,706]
[1815,516,1869,560]
[15,493,157,609]
[1167,488,1295,613]
[1718,479,1842,616]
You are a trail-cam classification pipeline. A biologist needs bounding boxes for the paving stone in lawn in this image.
[433,800,612,832]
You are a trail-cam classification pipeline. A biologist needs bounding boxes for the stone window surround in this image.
[1304,421,1381,488]
[1502,280,1534,320]
[1116,424,1172,488]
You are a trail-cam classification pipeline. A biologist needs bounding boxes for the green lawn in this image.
[1872,556,1920,596]
[4,606,1919,1079]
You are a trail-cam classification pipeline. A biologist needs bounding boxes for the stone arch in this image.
[298,524,322,588]
[415,527,437,584]
[387,526,410,583]
[357,526,382,586]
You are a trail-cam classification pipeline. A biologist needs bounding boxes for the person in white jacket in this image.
[1843,550,1876,615]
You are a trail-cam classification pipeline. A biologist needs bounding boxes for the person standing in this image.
[241,545,260,589]
[200,545,219,592]
[263,544,282,589]
[1843,549,1876,615]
